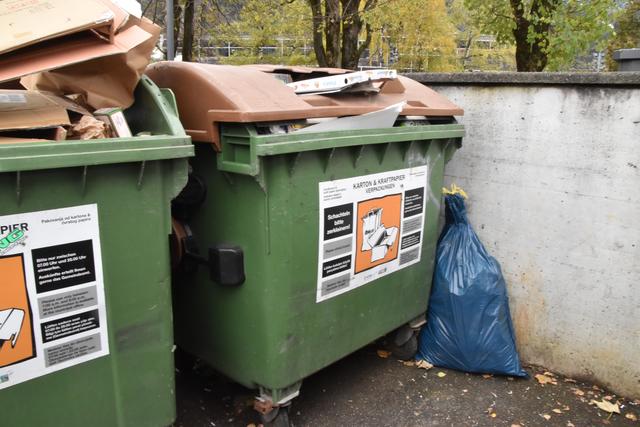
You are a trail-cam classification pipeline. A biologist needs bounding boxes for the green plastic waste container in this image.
[147,62,463,424]
[0,76,193,427]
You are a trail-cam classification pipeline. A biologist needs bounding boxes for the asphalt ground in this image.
[173,344,638,427]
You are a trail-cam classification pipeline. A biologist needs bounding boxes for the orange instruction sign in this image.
[317,166,428,302]
[0,255,35,367]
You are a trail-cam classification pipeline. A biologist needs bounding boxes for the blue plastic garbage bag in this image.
[417,193,527,377]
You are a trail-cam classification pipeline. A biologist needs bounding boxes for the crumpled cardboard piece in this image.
[20,17,160,109]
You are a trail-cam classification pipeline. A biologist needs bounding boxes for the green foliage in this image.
[606,0,640,69]
[464,0,617,70]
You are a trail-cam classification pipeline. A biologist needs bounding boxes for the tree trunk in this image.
[509,0,559,71]
[340,0,362,69]
[182,0,195,62]
[308,0,328,66]
[173,2,182,59]
[324,0,341,67]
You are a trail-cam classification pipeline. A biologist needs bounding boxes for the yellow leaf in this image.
[377,350,391,358]
[590,399,620,414]
[553,409,563,414]
[572,388,585,396]
[542,414,551,420]
[437,371,447,378]
[535,374,557,385]
[625,413,638,421]
[490,412,497,418]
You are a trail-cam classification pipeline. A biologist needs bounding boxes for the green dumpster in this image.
[0,76,193,427]
[147,62,463,424]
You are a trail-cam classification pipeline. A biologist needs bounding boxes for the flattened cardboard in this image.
[0,90,89,131]
[21,17,161,108]
[0,0,114,54]
[1,25,152,84]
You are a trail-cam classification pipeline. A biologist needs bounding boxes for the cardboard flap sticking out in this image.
[0,25,152,84]
[0,90,90,131]
[0,0,115,55]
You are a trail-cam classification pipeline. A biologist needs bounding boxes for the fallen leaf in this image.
[535,374,558,385]
[563,405,570,411]
[437,371,447,378]
[553,409,563,414]
[567,422,575,427]
[591,399,621,414]
[507,376,514,381]
[377,350,391,358]
[511,424,522,427]
[490,413,497,418]
[544,371,556,377]
[462,389,468,393]
[482,374,493,379]
[542,414,551,420]
[592,385,603,391]
[416,360,433,370]
[247,424,256,427]
[603,395,613,401]
[403,360,415,367]
[564,378,577,383]
[572,388,585,396]
[625,413,637,421]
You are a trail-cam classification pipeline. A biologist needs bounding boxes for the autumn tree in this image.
[367,0,458,71]
[464,0,615,71]
[306,0,378,69]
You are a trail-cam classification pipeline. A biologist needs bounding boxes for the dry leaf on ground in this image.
[567,422,575,427]
[544,371,556,377]
[564,378,577,383]
[482,374,493,379]
[572,388,585,396]
[542,414,551,420]
[376,350,391,358]
[535,373,558,385]
[591,399,621,414]
[553,409,563,414]
[437,371,447,378]
[604,395,613,401]
[625,413,638,421]
[403,360,415,367]
[416,360,433,370]
[511,424,522,427]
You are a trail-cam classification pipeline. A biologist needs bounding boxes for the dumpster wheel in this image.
[388,323,419,360]
[259,405,291,427]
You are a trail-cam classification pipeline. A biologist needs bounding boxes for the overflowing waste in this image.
[417,186,527,377]
[0,0,160,143]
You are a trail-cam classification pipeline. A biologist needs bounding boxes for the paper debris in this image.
[416,360,433,370]
[376,350,391,358]
[69,115,109,140]
[590,399,620,414]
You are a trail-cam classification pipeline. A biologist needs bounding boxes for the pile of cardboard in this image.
[0,0,160,143]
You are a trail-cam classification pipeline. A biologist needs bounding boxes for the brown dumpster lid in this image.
[145,62,463,147]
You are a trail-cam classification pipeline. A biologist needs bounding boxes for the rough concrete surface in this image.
[416,83,639,398]
[173,346,639,426]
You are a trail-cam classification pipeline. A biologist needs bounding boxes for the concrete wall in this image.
[408,72,640,398]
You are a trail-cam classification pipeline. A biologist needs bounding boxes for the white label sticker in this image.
[0,204,109,389]
[317,166,428,302]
